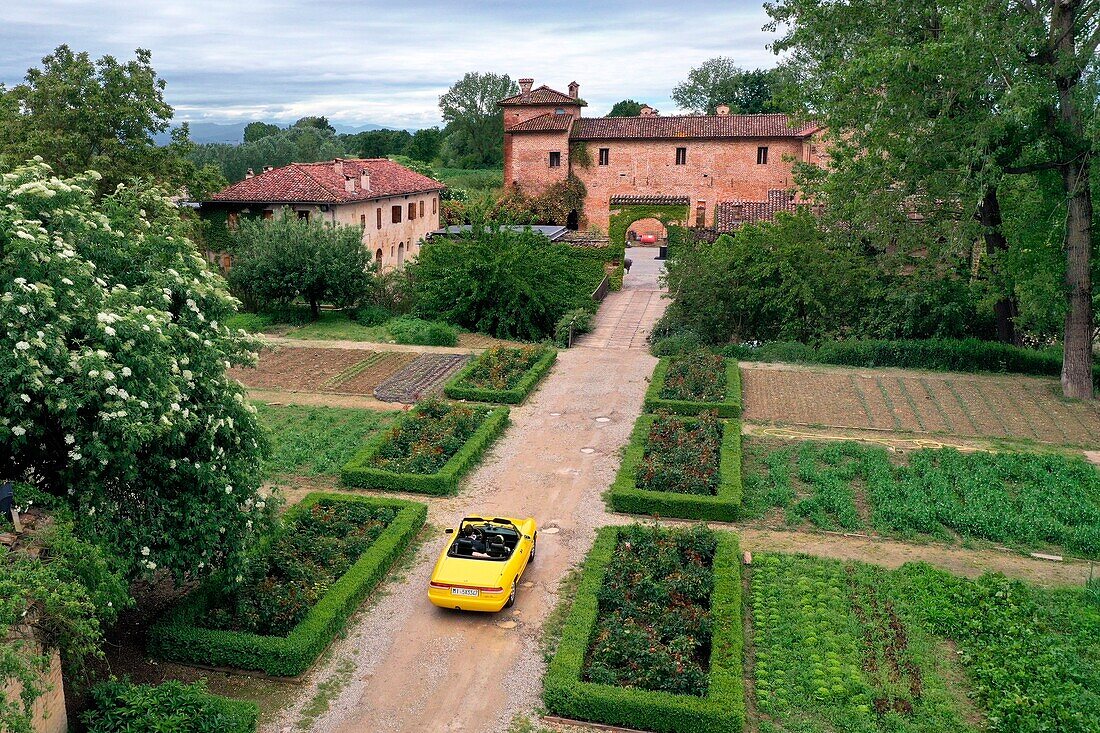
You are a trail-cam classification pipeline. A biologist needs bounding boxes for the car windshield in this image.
[447,520,520,561]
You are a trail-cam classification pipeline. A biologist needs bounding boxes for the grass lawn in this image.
[742,437,1100,558]
[254,403,398,476]
[434,167,502,193]
[281,312,391,341]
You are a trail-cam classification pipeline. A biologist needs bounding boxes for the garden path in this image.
[573,247,668,349]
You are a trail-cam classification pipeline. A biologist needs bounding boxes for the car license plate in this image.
[451,587,479,597]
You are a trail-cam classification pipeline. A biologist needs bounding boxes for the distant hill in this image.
[156,120,400,146]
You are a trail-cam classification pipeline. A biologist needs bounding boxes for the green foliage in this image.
[608,415,743,522]
[543,526,744,733]
[385,315,458,346]
[608,204,687,253]
[435,167,503,193]
[637,412,723,496]
[405,127,444,163]
[644,357,742,417]
[445,346,557,404]
[190,123,346,183]
[606,99,645,117]
[149,493,426,676]
[253,403,396,476]
[243,121,281,143]
[555,308,595,347]
[408,219,596,340]
[342,128,412,159]
[227,213,375,319]
[1,525,130,733]
[351,304,393,327]
[0,160,270,581]
[721,338,1100,387]
[341,403,509,495]
[438,72,518,168]
[672,57,787,114]
[82,679,258,733]
[745,439,1100,557]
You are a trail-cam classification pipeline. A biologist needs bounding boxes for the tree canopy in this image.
[0,160,271,580]
[607,99,645,117]
[438,72,518,168]
[671,57,786,114]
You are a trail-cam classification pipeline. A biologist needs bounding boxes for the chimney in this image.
[360,170,371,192]
[333,158,345,177]
[716,104,730,116]
[568,81,579,99]
[344,175,355,194]
[245,168,254,179]
[519,78,533,94]
[732,203,744,220]
[263,165,273,173]
[640,105,656,117]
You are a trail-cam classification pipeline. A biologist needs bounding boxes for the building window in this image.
[598,148,609,166]
[375,248,383,265]
[377,208,382,229]
[297,210,310,221]
[408,202,416,220]
[360,214,366,228]
[675,147,687,165]
[757,146,769,165]
[392,205,402,223]
[419,200,425,218]
[227,211,240,230]
[432,197,437,215]
[549,151,561,167]
[262,209,274,220]
[554,107,566,115]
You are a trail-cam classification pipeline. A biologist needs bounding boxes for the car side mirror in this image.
[444,528,454,534]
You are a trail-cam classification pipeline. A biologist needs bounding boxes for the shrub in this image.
[385,316,458,346]
[352,303,392,327]
[608,414,743,522]
[225,312,277,333]
[82,679,258,733]
[644,357,742,417]
[444,346,557,404]
[543,526,744,733]
[341,402,509,495]
[148,493,426,676]
[555,308,595,347]
[651,330,704,357]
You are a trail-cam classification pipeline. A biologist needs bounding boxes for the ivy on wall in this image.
[569,141,593,169]
[605,203,689,292]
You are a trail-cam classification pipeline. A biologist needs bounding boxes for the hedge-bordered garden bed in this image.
[644,355,742,417]
[148,493,426,676]
[340,400,509,495]
[83,679,259,733]
[607,413,742,521]
[444,346,557,404]
[544,525,744,733]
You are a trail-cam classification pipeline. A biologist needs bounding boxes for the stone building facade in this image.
[500,78,825,233]
[202,158,443,270]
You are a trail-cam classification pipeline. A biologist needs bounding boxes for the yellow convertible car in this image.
[428,515,537,612]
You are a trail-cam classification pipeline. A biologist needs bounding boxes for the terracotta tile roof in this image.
[610,195,690,207]
[570,113,819,140]
[715,190,807,232]
[207,158,443,204]
[499,85,586,107]
[508,112,575,132]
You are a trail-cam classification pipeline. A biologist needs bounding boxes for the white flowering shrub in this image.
[0,159,272,579]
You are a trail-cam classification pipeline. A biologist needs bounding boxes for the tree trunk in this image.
[976,186,1021,346]
[1053,0,1095,399]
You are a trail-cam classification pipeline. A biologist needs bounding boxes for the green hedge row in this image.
[444,348,557,404]
[83,679,258,733]
[149,493,426,676]
[644,358,742,417]
[722,338,1100,387]
[340,405,509,495]
[543,527,744,733]
[607,415,743,522]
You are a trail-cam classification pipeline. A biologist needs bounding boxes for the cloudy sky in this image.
[1,0,781,129]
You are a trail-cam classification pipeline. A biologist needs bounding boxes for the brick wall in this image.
[503,130,572,195]
[2,635,67,733]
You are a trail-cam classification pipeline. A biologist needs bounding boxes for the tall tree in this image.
[438,72,518,167]
[607,99,645,117]
[405,126,443,162]
[342,128,413,158]
[766,0,1097,398]
[243,121,281,142]
[672,57,785,114]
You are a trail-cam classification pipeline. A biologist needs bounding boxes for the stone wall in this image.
[2,634,67,733]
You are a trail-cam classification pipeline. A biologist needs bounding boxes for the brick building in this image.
[500,78,824,234]
[202,158,443,270]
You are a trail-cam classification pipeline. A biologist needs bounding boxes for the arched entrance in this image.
[375,248,383,266]
[566,209,579,231]
[397,242,405,268]
[625,217,667,246]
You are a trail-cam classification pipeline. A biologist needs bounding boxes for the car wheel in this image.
[504,581,517,609]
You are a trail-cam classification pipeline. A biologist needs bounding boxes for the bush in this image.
[543,526,744,733]
[385,316,458,346]
[82,679,258,733]
[445,346,557,404]
[225,312,277,333]
[722,337,1100,386]
[555,308,595,347]
[651,330,704,357]
[352,304,392,327]
[341,403,509,495]
[608,414,743,521]
[644,357,742,417]
[148,493,426,676]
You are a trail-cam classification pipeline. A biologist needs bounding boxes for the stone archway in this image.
[624,217,667,246]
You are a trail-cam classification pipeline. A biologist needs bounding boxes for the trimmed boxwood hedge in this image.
[607,415,742,521]
[644,357,742,417]
[148,493,426,676]
[543,526,744,733]
[444,347,557,404]
[340,405,509,495]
